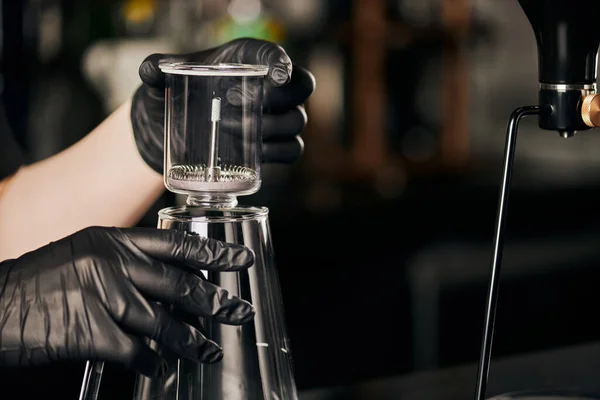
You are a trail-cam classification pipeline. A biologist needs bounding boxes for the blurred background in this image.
[5,0,600,396]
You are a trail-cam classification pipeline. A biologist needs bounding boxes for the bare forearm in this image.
[0,100,164,259]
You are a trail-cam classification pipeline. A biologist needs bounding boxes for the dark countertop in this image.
[298,341,600,400]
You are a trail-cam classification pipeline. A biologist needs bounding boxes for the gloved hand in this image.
[131,38,316,174]
[0,226,255,377]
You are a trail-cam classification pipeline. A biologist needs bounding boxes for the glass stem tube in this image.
[207,96,221,182]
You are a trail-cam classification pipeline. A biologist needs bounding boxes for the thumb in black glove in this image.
[0,226,255,377]
[131,38,316,174]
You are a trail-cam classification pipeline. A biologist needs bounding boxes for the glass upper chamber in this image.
[159,62,269,202]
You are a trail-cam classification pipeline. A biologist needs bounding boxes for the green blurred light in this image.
[215,16,284,44]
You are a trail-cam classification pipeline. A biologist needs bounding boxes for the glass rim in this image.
[158,205,269,223]
[158,62,269,77]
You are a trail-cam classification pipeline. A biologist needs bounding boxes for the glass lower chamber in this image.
[133,205,298,400]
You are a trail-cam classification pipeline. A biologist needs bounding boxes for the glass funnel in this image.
[132,205,298,400]
[160,62,268,206]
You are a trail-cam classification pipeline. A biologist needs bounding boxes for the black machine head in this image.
[518,0,600,134]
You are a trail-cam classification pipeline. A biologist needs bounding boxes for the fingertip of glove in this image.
[262,136,304,164]
[267,48,293,86]
[239,302,256,324]
[241,248,256,269]
[217,298,256,325]
[196,237,255,270]
[139,53,165,87]
[304,67,317,94]
[233,245,255,270]
[199,342,224,363]
[268,61,292,86]
[218,240,255,270]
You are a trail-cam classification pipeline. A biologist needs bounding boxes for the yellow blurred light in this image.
[122,0,156,24]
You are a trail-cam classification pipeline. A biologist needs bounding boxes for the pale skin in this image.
[0,99,165,260]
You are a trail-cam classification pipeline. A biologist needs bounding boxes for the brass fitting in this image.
[581,93,600,128]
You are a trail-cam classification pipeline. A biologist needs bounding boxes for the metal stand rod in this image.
[474,105,550,400]
[79,361,104,400]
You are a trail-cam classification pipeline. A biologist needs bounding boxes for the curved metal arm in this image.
[474,105,551,400]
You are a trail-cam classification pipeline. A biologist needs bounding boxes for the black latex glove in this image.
[0,226,255,377]
[131,37,316,174]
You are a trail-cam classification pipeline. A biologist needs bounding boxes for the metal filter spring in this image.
[168,164,257,182]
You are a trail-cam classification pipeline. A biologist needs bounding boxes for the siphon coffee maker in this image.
[474,1,600,399]
[79,63,298,400]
